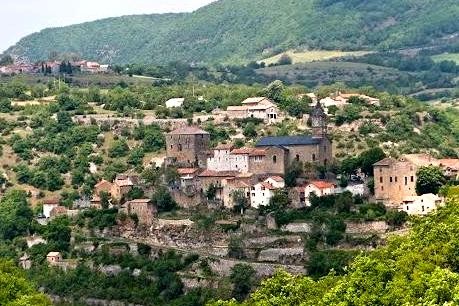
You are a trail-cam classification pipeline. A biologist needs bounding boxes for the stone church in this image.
[254,102,332,175]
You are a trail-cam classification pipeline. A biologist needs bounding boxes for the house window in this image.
[262,187,266,191]
[390,177,393,183]
[411,176,414,182]
[273,155,277,164]
[312,154,316,161]
[380,177,383,183]
[178,144,182,151]
[422,206,425,212]
[406,206,409,211]
[395,177,398,183]
[405,177,408,186]
[251,187,255,191]
[296,154,300,161]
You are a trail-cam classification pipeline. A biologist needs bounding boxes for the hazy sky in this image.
[0,0,216,52]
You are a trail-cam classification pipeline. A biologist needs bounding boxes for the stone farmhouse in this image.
[121,199,157,226]
[374,154,459,206]
[166,126,210,168]
[226,97,281,124]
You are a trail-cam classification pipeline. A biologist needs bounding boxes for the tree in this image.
[232,190,249,214]
[151,187,177,212]
[285,160,303,187]
[264,80,284,103]
[108,139,130,158]
[0,260,51,305]
[277,53,293,65]
[0,98,13,113]
[359,147,386,176]
[242,122,257,138]
[230,264,256,301]
[0,190,33,240]
[416,166,446,195]
[206,184,217,201]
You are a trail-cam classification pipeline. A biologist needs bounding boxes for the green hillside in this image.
[4,0,459,64]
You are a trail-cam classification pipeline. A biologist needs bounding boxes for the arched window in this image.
[178,144,182,151]
[296,154,300,161]
[273,155,277,164]
[312,154,316,161]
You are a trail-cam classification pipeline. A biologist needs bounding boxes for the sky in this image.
[0,0,216,52]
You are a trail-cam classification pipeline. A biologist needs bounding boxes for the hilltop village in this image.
[0,74,458,305]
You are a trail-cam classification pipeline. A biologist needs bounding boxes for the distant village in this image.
[0,59,109,75]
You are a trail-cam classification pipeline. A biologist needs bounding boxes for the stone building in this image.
[254,102,332,175]
[226,97,281,124]
[122,199,157,226]
[373,154,437,206]
[166,126,210,168]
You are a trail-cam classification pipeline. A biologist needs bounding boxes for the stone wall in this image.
[345,221,389,234]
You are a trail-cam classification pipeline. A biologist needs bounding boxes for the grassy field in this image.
[431,53,459,64]
[260,50,371,65]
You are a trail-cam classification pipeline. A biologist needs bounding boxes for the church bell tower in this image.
[310,102,328,138]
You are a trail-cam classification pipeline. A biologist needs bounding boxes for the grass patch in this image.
[260,50,371,65]
[431,53,459,64]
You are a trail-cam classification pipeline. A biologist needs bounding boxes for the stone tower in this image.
[310,102,327,138]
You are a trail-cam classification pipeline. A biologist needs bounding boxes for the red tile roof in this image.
[310,181,336,190]
[260,182,276,190]
[231,148,254,155]
[177,168,199,175]
[198,170,239,177]
[249,149,267,156]
[269,176,284,182]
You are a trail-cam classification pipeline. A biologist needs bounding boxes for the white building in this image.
[226,97,281,124]
[43,198,60,218]
[250,177,285,209]
[402,193,444,216]
[165,98,185,108]
[207,146,251,173]
[301,181,336,206]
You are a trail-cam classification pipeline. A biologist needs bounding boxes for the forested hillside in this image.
[4,0,459,64]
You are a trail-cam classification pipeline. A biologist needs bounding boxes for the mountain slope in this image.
[5,0,459,64]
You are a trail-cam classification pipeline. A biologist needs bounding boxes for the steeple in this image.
[310,102,327,138]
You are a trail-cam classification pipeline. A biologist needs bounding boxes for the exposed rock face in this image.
[281,222,313,233]
[345,221,389,234]
[258,248,305,264]
[208,258,305,278]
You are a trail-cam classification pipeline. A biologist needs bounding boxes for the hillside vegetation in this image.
[210,197,459,306]
[4,0,459,64]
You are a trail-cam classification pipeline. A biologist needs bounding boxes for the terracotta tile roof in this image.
[231,148,254,155]
[228,180,250,188]
[401,154,437,167]
[439,159,459,170]
[114,176,134,187]
[310,181,336,190]
[198,170,239,177]
[177,168,199,175]
[249,149,267,156]
[373,158,395,166]
[260,182,276,190]
[95,179,113,189]
[44,197,60,205]
[168,126,209,135]
[269,176,284,182]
